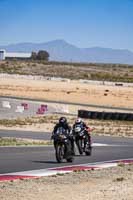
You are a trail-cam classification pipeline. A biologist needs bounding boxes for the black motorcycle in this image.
[73,125,92,156]
[52,127,74,163]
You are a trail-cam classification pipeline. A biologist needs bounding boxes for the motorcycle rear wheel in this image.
[85,146,92,156]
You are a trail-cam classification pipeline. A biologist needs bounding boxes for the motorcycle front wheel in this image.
[76,139,83,155]
[66,157,74,162]
[56,144,64,163]
[66,141,74,162]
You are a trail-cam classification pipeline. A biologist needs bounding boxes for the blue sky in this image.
[0,0,133,50]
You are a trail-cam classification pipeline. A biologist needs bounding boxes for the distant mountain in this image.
[1,39,133,64]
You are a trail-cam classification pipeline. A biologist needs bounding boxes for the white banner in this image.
[15,106,24,113]
[2,101,11,108]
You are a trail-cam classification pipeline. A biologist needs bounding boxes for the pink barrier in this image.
[21,103,28,110]
[41,104,48,111]
[36,108,45,114]
[36,105,48,114]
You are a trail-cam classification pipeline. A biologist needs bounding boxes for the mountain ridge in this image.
[0,40,133,64]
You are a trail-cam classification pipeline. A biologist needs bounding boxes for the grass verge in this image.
[0,115,132,137]
[0,137,52,146]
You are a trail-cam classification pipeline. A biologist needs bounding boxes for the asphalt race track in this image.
[0,130,133,174]
[0,97,133,175]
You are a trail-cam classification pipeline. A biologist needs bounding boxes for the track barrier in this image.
[55,105,69,113]
[36,105,48,114]
[21,103,29,110]
[2,101,11,109]
[41,104,48,111]
[15,106,24,113]
[78,110,133,121]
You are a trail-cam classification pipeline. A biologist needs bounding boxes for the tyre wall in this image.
[78,110,133,121]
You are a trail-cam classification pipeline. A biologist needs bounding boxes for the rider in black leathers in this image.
[52,117,75,154]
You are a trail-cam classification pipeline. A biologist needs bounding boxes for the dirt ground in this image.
[0,76,133,109]
[0,75,133,199]
[0,164,133,200]
[0,75,133,137]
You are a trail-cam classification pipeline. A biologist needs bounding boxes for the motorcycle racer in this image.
[52,117,75,154]
[73,118,92,148]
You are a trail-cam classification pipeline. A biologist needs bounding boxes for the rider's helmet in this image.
[75,118,82,124]
[59,117,67,125]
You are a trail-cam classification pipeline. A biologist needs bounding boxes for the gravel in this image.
[0,164,133,200]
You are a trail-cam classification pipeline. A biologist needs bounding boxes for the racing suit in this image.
[52,123,75,154]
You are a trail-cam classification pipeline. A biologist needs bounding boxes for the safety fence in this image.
[0,100,70,119]
[78,110,133,121]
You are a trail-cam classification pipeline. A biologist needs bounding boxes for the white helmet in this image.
[75,118,82,124]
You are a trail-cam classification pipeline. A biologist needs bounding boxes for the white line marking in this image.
[92,143,109,146]
[92,143,133,147]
